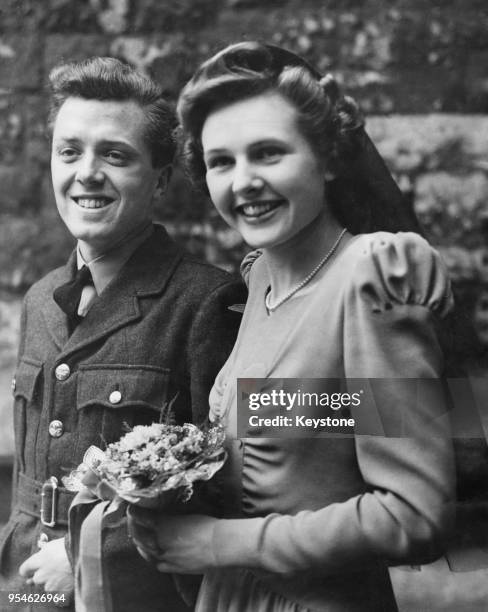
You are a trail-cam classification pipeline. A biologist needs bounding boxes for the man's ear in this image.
[155,165,172,197]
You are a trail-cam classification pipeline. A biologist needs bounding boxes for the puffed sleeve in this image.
[239,250,263,287]
[188,277,248,424]
[208,232,456,574]
[343,231,452,377]
[206,251,261,422]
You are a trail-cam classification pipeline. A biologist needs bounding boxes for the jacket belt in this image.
[15,472,75,527]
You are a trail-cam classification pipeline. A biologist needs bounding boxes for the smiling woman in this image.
[128,42,456,612]
[201,92,338,251]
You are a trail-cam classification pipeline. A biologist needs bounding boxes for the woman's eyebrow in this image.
[203,147,229,157]
[205,138,286,153]
[249,138,287,147]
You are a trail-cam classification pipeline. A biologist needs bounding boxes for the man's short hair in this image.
[48,57,176,168]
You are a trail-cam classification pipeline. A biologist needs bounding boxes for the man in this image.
[0,57,245,611]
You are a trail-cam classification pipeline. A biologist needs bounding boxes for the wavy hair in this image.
[49,57,177,168]
[177,42,421,234]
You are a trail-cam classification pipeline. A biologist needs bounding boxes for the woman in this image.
[130,42,455,611]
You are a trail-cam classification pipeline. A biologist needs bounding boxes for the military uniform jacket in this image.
[0,225,245,612]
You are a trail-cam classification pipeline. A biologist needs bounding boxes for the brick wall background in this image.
[0,2,487,606]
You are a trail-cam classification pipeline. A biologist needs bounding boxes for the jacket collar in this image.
[77,223,153,295]
[43,224,184,354]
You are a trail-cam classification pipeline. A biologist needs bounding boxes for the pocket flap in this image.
[13,359,42,402]
[77,365,170,413]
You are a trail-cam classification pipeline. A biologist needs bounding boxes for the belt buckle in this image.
[40,476,58,527]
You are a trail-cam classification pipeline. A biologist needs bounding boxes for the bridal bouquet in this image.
[63,420,226,508]
[66,418,226,611]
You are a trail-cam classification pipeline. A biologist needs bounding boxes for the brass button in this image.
[48,420,64,438]
[109,390,122,404]
[55,363,71,381]
[11,377,16,393]
[37,532,49,549]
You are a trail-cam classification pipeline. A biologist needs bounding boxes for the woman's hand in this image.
[128,507,219,574]
[18,537,74,599]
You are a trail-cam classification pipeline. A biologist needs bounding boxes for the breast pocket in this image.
[13,359,43,403]
[75,364,171,451]
[12,358,43,473]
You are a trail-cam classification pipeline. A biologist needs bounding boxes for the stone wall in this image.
[1,0,487,458]
[1,2,488,607]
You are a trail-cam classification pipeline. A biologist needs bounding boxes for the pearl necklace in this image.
[265,228,347,313]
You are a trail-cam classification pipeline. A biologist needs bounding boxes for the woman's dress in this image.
[197,231,455,612]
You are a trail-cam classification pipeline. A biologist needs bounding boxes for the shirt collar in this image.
[76,224,154,295]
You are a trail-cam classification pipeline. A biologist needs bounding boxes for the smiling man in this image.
[0,57,245,612]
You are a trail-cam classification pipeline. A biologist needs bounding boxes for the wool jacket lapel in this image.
[41,252,76,350]
[50,225,184,361]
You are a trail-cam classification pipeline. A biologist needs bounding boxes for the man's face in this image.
[51,97,166,258]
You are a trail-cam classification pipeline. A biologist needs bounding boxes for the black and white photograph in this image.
[0,1,487,611]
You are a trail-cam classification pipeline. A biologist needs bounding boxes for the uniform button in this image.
[49,420,64,438]
[11,377,16,393]
[109,390,122,404]
[37,532,49,549]
[55,363,71,381]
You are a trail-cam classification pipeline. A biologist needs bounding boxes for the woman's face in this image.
[201,92,331,250]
